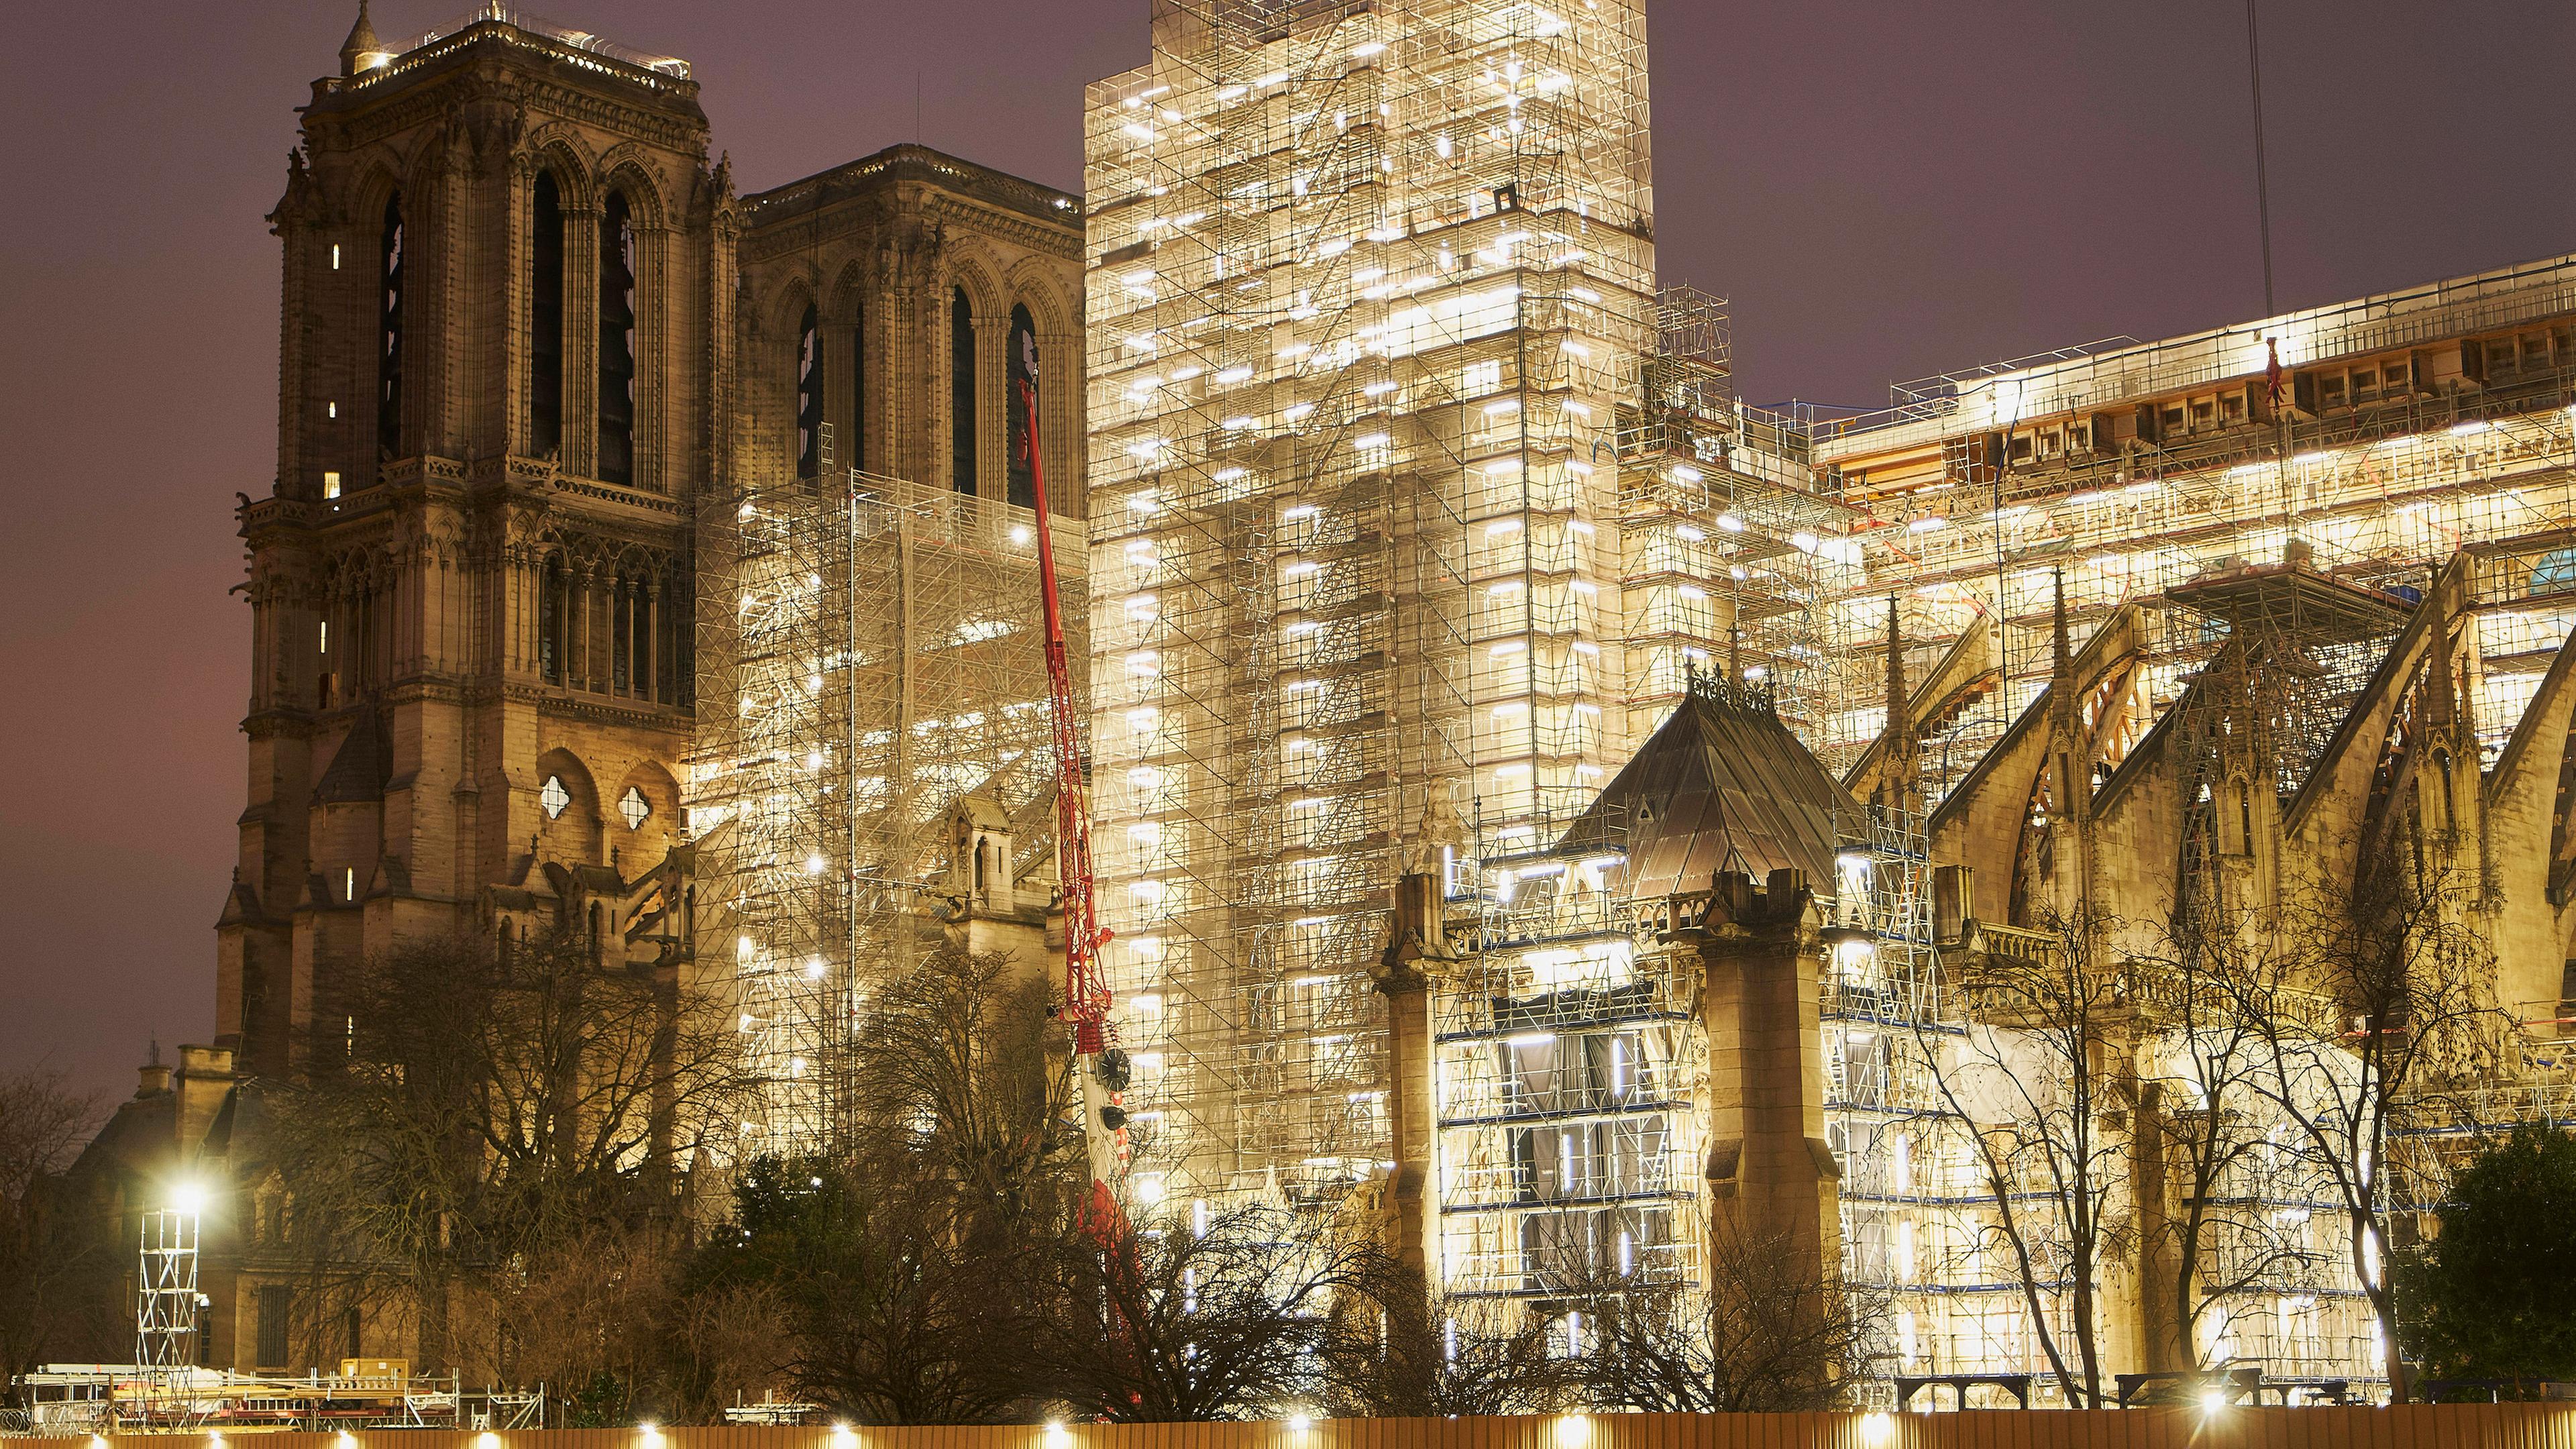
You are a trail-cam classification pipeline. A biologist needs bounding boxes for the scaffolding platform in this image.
[2167,546,2417,645]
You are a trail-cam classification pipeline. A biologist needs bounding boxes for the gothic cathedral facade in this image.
[212,8,1083,1083]
[97,7,1088,1376]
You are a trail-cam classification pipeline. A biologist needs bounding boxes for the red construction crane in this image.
[1015,337,1128,1207]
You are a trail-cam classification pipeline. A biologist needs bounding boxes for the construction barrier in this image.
[25,1408,2576,1449]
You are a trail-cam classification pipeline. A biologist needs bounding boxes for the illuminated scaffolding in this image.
[1615,286,1852,740]
[1419,270,1912,1311]
[136,1208,199,1380]
[1434,830,1712,1303]
[688,470,1085,1156]
[1806,257,2576,807]
[1798,258,2576,1396]
[1083,0,1658,1202]
[1424,694,2008,1391]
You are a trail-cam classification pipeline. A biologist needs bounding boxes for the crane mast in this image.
[1016,345,1127,1202]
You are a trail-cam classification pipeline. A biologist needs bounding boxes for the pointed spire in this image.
[1884,596,1909,734]
[340,0,385,76]
[2051,568,2073,689]
[1882,596,1918,817]
[2424,631,2460,728]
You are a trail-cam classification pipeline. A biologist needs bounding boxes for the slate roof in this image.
[313,704,390,804]
[1552,680,1866,902]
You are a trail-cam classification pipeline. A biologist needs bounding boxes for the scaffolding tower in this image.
[1083,0,1658,1203]
[1614,286,1851,741]
[135,1208,199,1379]
[688,470,1085,1156]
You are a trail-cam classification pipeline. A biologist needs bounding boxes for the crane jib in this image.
[1017,376,1124,1192]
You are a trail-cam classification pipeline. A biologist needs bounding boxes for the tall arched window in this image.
[377,192,406,465]
[531,172,565,456]
[598,190,638,486]
[540,554,568,684]
[951,286,977,494]
[1007,304,1039,511]
[795,304,822,478]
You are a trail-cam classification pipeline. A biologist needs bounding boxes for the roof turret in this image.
[339,0,388,76]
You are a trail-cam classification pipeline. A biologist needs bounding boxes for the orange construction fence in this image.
[32,1407,2576,1449]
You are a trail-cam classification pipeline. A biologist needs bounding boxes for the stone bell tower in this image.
[219,5,731,1075]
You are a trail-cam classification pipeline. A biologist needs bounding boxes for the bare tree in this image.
[699,1155,1046,1425]
[657,1275,795,1424]
[1318,1264,1568,1417]
[1561,1213,1873,1413]
[2137,928,2332,1375]
[266,926,747,1374]
[845,947,1085,1234]
[694,948,1081,1424]
[0,1069,114,1383]
[2224,837,2504,1401]
[474,1216,792,1425]
[1028,1201,1373,1421]
[1917,903,2131,1406]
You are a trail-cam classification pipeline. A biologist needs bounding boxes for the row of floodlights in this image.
[123,1415,1897,1449]
[126,1403,2281,1448]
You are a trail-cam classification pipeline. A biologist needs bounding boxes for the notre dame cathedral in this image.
[72,3,1084,1375]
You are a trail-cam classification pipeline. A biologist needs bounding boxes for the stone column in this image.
[1374,870,1456,1286]
[566,203,600,480]
[1042,327,1081,516]
[572,561,594,692]
[2131,1077,2182,1372]
[636,221,667,493]
[635,574,655,702]
[977,314,1006,500]
[274,168,311,498]
[1693,867,1840,1279]
[504,154,535,459]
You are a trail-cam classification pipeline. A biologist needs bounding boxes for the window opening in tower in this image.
[599,190,638,485]
[532,171,565,457]
[951,286,976,494]
[376,192,404,466]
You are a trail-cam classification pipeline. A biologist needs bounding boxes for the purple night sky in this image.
[1,1,2567,1104]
